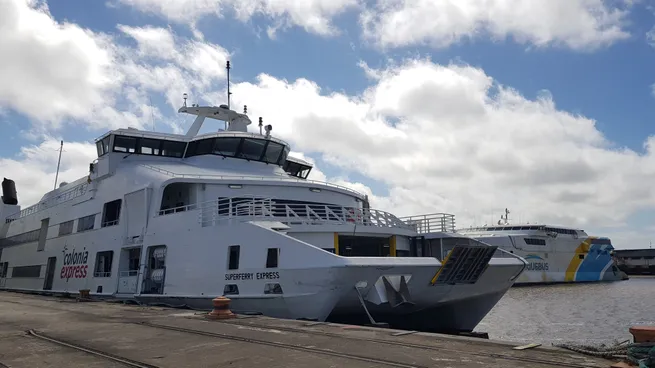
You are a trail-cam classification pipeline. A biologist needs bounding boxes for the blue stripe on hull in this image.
[575,242,613,282]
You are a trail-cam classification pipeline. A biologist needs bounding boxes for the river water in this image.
[475,276,655,345]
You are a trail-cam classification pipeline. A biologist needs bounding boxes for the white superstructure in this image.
[0,69,527,333]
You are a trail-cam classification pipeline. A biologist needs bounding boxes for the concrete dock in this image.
[0,292,615,368]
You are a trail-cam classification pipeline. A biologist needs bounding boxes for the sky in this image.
[1,0,655,249]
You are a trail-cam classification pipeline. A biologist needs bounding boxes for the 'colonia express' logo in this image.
[60,250,89,279]
[524,254,549,271]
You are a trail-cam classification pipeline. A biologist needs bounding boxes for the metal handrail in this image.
[5,183,88,223]
[399,213,456,233]
[157,196,413,230]
[139,164,365,198]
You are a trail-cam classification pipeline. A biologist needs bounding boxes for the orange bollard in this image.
[206,296,236,320]
[629,326,655,343]
[78,289,91,301]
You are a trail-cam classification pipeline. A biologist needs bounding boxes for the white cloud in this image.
[647,24,655,47]
[0,138,97,206]
[112,0,360,37]
[226,58,655,237]
[0,0,118,127]
[360,0,632,51]
[0,1,230,134]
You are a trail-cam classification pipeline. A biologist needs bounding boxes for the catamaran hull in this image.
[328,260,524,333]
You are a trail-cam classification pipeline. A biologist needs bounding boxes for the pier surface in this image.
[0,292,614,368]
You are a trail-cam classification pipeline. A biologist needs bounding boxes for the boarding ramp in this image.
[430,244,498,285]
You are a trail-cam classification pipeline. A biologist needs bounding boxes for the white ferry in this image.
[0,69,527,333]
[450,209,624,285]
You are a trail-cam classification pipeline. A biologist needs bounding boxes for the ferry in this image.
[451,209,624,285]
[0,64,527,333]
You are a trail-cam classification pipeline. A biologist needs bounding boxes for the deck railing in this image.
[399,213,457,234]
[5,183,88,223]
[157,196,413,230]
[140,164,365,198]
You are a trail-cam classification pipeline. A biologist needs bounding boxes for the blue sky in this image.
[2,0,655,247]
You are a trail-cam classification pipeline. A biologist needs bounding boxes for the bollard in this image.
[206,296,236,320]
[78,289,91,301]
[629,326,655,343]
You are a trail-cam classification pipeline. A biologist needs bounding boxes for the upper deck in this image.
[2,101,369,224]
[457,224,587,238]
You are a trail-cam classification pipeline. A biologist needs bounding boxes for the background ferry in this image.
[401,209,626,285]
[455,209,626,285]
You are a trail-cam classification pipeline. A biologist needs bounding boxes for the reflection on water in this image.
[475,276,655,345]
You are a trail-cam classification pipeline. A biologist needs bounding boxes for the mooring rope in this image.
[554,341,655,367]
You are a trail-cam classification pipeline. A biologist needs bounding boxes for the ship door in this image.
[0,261,8,288]
[123,188,148,243]
[117,247,141,295]
[43,257,57,290]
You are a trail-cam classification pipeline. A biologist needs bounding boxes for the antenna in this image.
[54,140,63,190]
[226,61,232,109]
[149,95,155,131]
[500,208,510,225]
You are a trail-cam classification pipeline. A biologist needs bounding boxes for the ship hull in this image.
[327,259,524,332]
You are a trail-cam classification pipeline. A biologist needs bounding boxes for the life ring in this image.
[346,208,362,223]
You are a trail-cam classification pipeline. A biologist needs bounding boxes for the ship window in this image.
[140,138,161,155]
[102,199,122,227]
[224,284,239,295]
[113,136,137,153]
[0,262,7,278]
[263,142,284,164]
[283,159,313,179]
[228,245,240,270]
[0,229,41,247]
[58,220,74,236]
[77,214,96,232]
[239,138,266,160]
[93,251,114,277]
[213,137,241,156]
[11,265,41,278]
[195,138,215,155]
[264,283,283,294]
[266,248,279,268]
[161,140,185,158]
[578,254,585,260]
[96,141,104,157]
[524,238,546,246]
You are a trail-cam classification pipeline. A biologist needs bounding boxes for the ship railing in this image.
[119,270,139,277]
[182,196,414,230]
[399,213,456,233]
[139,163,365,198]
[5,182,89,223]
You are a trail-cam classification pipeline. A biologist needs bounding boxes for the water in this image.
[476,276,655,345]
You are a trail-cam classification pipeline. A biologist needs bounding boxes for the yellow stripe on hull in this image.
[564,236,596,281]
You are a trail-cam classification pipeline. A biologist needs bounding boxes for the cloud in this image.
[0,0,230,135]
[112,0,360,37]
[0,138,97,206]
[226,58,655,233]
[360,0,632,51]
[0,0,118,128]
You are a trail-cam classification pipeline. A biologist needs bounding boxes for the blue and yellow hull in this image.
[515,237,623,285]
